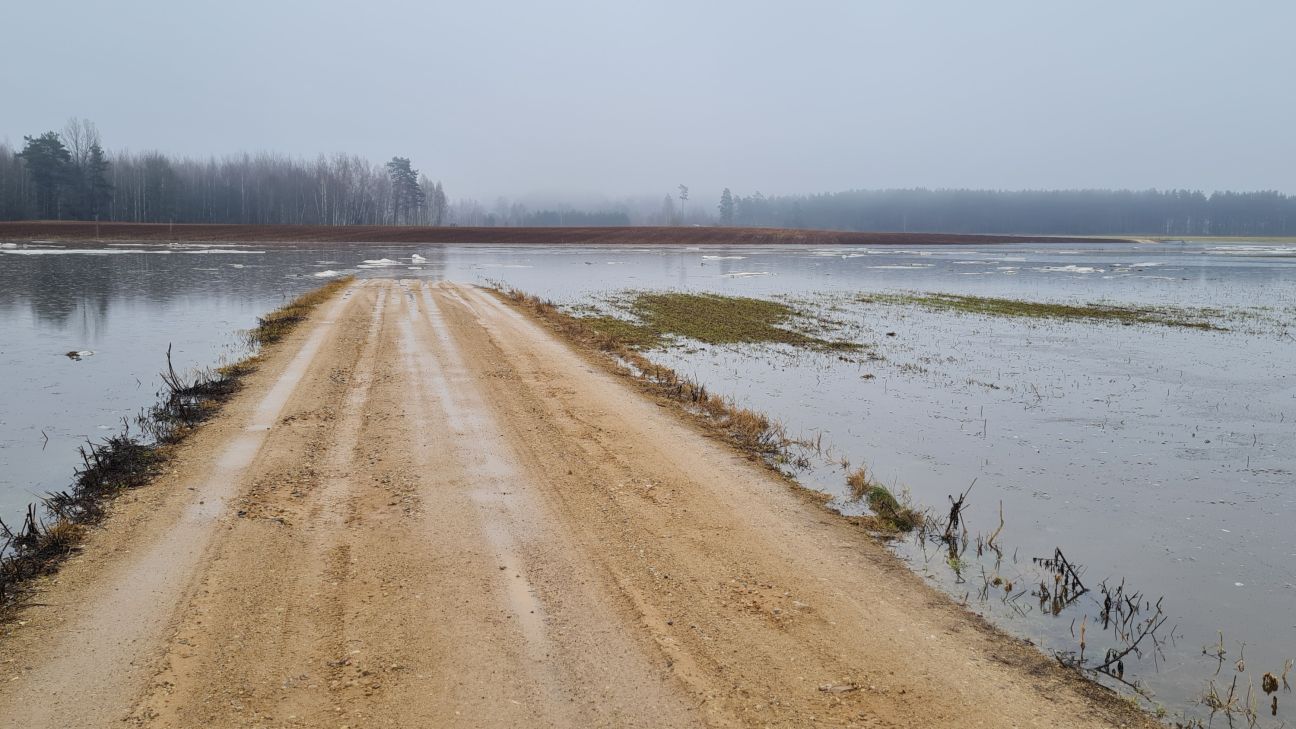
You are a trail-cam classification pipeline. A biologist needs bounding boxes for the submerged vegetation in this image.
[581,291,862,352]
[0,277,351,614]
[862,292,1226,330]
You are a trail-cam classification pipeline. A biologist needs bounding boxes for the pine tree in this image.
[85,143,112,219]
[432,181,447,226]
[718,187,735,225]
[661,194,675,225]
[18,132,71,219]
[385,157,425,224]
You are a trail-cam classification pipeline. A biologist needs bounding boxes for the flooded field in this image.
[2,238,1293,724]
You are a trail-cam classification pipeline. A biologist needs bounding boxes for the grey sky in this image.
[3,0,1293,203]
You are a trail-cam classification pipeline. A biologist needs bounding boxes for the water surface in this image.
[2,238,1293,724]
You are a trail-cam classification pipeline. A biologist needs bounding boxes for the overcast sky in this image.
[2,0,1292,203]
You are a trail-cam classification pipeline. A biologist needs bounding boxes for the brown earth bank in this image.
[0,220,1129,246]
[0,280,1156,728]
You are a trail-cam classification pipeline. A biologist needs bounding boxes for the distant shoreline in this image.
[0,221,1131,246]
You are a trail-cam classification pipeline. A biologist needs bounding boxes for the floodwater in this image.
[2,238,1293,724]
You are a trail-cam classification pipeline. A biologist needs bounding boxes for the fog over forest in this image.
[2,1,1293,233]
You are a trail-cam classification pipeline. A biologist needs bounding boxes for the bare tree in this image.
[61,117,100,170]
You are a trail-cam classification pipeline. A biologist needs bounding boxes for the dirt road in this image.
[0,280,1152,728]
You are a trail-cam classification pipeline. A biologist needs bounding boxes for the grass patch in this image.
[846,467,922,533]
[578,315,665,349]
[583,291,861,351]
[863,292,1225,330]
[0,277,352,615]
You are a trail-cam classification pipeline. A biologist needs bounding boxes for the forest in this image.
[0,120,448,226]
[715,187,1296,237]
[3,119,1293,236]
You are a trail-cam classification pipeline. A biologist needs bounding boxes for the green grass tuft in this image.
[846,467,922,533]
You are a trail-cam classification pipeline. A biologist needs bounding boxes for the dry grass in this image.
[846,466,873,500]
[35,520,85,555]
[248,277,353,346]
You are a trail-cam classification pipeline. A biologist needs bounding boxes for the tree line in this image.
[0,119,448,226]
[712,187,1296,237]
[4,119,1291,236]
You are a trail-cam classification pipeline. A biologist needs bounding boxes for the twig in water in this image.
[944,479,974,543]
[986,500,1005,552]
[1205,631,1228,676]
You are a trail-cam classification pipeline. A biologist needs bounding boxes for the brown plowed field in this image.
[0,220,1125,246]
[0,281,1154,728]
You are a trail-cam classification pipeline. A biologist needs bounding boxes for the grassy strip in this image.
[248,279,353,347]
[493,286,919,533]
[861,292,1225,330]
[584,291,862,351]
[0,277,352,614]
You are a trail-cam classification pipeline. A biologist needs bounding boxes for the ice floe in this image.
[357,258,401,269]
[1036,265,1104,274]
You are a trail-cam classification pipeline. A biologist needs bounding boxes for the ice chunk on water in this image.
[357,258,401,269]
[1036,265,1104,274]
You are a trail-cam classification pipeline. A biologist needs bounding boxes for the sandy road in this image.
[0,280,1152,728]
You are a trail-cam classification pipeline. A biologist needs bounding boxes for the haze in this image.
[3,0,1293,203]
